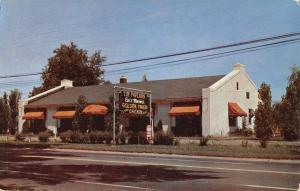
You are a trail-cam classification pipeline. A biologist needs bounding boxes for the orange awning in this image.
[83,104,108,115]
[168,106,200,116]
[23,112,44,120]
[53,111,75,119]
[228,102,247,117]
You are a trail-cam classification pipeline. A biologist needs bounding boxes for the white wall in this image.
[154,103,171,127]
[45,108,58,135]
[17,100,27,133]
[202,64,258,136]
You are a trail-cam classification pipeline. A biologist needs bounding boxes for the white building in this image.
[18,63,258,137]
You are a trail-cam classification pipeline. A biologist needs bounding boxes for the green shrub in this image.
[70,131,82,143]
[116,131,129,144]
[15,133,25,141]
[154,130,174,145]
[137,131,147,144]
[38,131,50,142]
[96,131,105,144]
[173,138,180,146]
[103,131,113,144]
[199,136,210,146]
[80,133,90,144]
[229,128,253,137]
[59,130,72,143]
[89,131,98,144]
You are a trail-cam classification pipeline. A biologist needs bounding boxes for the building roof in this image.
[26,75,225,108]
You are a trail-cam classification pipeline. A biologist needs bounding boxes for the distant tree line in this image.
[0,89,21,135]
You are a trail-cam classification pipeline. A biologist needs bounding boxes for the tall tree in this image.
[9,89,21,135]
[254,83,273,147]
[0,98,5,133]
[278,65,300,140]
[30,42,106,96]
[104,96,124,133]
[1,92,10,134]
[73,95,88,133]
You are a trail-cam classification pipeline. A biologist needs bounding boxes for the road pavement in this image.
[0,147,299,191]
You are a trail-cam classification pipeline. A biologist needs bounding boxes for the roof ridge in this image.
[68,74,226,90]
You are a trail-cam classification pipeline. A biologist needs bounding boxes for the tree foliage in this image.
[9,89,21,134]
[30,42,106,96]
[72,95,88,133]
[254,83,273,146]
[275,66,300,140]
[104,96,124,133]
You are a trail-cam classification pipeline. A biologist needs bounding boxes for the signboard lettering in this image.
[119,90,150,116]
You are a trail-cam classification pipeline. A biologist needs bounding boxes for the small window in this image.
[248,109,254,125]
[236,82,239,90]
[246,92,250,99]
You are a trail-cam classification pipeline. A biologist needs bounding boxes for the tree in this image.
[0,92,11,134]
[30,42,106,96]
[277,65,300,140]
[9,89,21,135]
[0,98,5,133]
[104,96,124,133]
[72,95,88,133]
[254,83,273,147]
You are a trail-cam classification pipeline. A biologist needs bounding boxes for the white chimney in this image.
[119,75,127,83]
[233,63,246,73]
[60,79,73,88]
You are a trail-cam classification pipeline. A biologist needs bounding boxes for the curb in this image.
[44,148,300,164]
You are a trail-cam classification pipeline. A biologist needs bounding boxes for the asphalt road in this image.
[0,147,299,191]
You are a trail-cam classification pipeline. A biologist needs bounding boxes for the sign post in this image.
[113,86,152,144]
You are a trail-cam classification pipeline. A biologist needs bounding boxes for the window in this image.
[246,92,250,99]
[248,109,254,125]
[236,82,239,90]
[229,116,237,127]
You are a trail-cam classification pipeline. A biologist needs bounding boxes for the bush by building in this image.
[38,131,51,142]
[59,130,73,143]
[199,136,210,146]
[229,128,253,137]
[154,130,174,145]
[116,131,129,144]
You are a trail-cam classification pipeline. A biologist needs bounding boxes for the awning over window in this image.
[83,104,108,115]
[168,106,200,116]
[228,102,247,117]
[23,112,44,120]
[53,111,75,119]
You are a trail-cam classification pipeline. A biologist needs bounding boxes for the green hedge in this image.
[59,130,113,144]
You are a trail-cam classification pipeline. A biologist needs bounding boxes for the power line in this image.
[0,72,42,79]
[105,38,300,76]
[1,36,299,88]
[105,37,300,74]
[0,31,299,80]
[102,32,300,66]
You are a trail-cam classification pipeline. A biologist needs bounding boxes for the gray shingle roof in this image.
[26,75,225,108]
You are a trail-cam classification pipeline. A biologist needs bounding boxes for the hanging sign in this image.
[119,90,150,116]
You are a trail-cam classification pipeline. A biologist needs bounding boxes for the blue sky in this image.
[0,0,299,100]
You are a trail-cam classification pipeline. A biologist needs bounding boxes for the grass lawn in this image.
[1,141,299,160]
